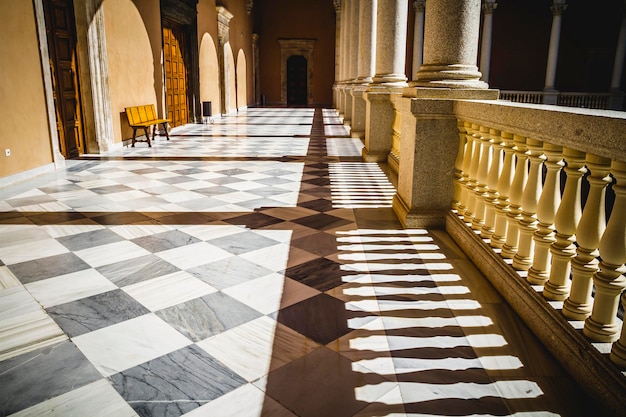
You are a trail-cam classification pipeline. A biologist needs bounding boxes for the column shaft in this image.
[411,1,425,81]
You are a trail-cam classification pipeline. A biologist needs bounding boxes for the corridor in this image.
[0,107,595,417]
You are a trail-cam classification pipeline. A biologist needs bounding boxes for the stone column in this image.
[363,0,409,162]
[217,7,233,115]
[333,0,342,108]
[393,0,498,228]
[411,0,426,81]
[344,0,360,125]
[543,0,567,104]
[609,2,626,110]
[479,0,497,82]
[350,0,377,139]
[339,0,352,117]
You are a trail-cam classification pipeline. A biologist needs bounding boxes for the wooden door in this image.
[163,24,188,127]
[44,0,84,158]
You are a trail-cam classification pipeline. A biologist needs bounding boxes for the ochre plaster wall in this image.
[0,1,53,178]
[255,0,336,105]
[103,0,163,144]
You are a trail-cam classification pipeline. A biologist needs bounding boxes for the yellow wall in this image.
[0,1,53,178]
[103,0,163,143]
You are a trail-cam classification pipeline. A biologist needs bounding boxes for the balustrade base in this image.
[445,212,626,417]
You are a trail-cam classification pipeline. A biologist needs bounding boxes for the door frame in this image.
[279,39,315,105]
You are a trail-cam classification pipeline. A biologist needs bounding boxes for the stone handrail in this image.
[500,90,614,110]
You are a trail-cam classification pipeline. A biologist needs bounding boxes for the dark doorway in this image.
[43,0,84,158]
[287,55,307,105]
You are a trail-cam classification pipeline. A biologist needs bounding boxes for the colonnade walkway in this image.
[0,107,597,416]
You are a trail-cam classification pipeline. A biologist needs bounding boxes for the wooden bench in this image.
[125,104,171,147]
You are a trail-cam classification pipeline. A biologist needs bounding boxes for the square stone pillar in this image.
[350,85,367,139]
[343,85,354,125]
[393,88,498,228]
[362,86,402,162]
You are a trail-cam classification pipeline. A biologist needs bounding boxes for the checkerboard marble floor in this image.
[0,107,596,417]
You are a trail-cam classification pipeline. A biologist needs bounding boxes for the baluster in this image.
[453,121,468,212]
[585,160,626,342]
[482,128,503,240]
[457,121,476,219]
[491,131,515,249]
[513,138,545,270]
[472,125,493,232]
[501,135,529,259]
[464,123,482,224]
[610,293,626,368]
[544,148,587,300]
[563,154,612,320]
[528,143,564,285]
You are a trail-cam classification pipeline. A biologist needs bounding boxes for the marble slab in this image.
[156,292,261,340]
[110,344,246,417]
[96,254,180,287]
[75,240,151,268]
[0,341,102,416]
[197,316,320,381]
[183,383,297,417]
[72,314,191,377]
[8,379,138,417]
[223,273,319,315]
[187,256,273,289]
[25,269,117,308]
[155,242,232,270]
[7,252,91,285]
[47,289,150,337]
[122,270,217,311]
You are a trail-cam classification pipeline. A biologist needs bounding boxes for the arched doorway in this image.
[287,55,307,105]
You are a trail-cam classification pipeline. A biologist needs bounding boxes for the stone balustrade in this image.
[451,100,626,368]
[500,90,618,110]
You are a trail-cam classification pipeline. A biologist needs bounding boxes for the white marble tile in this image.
[0,286,41,318]
[184,383,297,417]
[40,219,105,238]
[156,242,232,270]
[0,266,21,289]
[0,238,68,265]
[105,190,152,201]
[197,316,319,381]
[0,306,67,361]
[7,378,138,417]
[160,190,205,203]
[0,226,49,249]
[224,273,319,315]
[25,269,117,308]
[72,314,191,377]
[123,271,217,311]
[180,223,245,241]
[75,241,151,268]
[239,244,291,272]
[108,222,173,239]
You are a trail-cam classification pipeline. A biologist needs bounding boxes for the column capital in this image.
[216,6,234,42]
[551,0,567,16]
[413,0,426,13]
[482,0,498,14]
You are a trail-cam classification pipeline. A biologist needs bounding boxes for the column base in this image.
[403,86,499,100]
[392,194,447,229]
[361,147,388,162]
